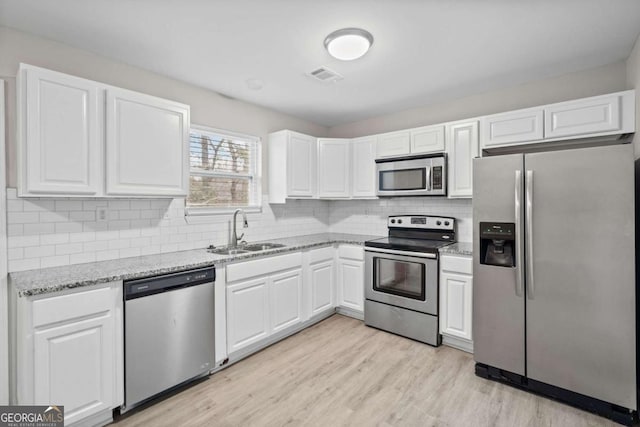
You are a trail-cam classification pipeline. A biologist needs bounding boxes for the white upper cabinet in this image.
[446,120,478,199]
[544,91,634,139]
[481,107,544,148]
[17,64,191,198]
[18,65,102,196]
[318,138,350,199]
[268,130,317,203]
[105,88,189,196]
[410,125,445,154]
[480,90,634,150]
[376,131,411,158]
[351,136,377,199]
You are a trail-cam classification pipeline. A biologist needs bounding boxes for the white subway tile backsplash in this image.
[6,188,471,272]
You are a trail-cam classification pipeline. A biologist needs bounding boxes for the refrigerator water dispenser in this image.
[479,222,515,267]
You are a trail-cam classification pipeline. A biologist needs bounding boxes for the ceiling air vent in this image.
[307,66,343,83]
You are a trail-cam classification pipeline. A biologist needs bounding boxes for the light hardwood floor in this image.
[113,315,616,427]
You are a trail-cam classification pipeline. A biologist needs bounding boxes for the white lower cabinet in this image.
[439,254,473,353]
[308,252,335,318]
[337,245,365,315]
[15,282,123,426]
[270,269,303,333]
[226,277,270,353]
[225,252,303,354]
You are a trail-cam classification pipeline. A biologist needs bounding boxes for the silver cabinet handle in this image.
[514,170,523,297]
[525,170,534,299]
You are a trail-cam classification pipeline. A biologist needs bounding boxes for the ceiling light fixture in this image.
[324,28,373,61]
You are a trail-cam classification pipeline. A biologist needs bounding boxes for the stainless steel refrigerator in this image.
[473,143,636,422]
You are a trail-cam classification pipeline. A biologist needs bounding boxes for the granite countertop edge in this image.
[10,233,379,298]
[438,242,473,256]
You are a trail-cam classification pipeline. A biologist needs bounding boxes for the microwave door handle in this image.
[426,166,432,191]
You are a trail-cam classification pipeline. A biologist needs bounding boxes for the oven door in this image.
[365,247,438,315]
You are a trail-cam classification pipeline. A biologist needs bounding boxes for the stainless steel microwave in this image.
[375,154,447,197]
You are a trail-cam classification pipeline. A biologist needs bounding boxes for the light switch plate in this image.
[96,207,108,222]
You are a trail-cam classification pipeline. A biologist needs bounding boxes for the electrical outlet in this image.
[96,207,108,222]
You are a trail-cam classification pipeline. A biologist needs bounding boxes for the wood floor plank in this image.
[113,315,618,427]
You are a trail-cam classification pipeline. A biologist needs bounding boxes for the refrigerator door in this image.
[525,144,636,409]
[473,154,526,375]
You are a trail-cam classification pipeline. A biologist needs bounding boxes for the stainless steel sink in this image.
[243,243,286,251]
[208,248,249,255]
[207,242,285,255]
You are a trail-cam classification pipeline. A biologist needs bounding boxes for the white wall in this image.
[626,32,640,158]
[329,61,628,138]
[0,26,329,190]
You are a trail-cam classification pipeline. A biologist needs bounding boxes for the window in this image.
[187,126,261,214]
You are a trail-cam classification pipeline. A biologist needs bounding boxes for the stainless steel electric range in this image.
[364,215,455,346]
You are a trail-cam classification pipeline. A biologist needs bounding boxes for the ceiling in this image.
[1,0,640,127]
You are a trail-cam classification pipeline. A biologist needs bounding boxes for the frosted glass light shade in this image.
[324,28,373,61]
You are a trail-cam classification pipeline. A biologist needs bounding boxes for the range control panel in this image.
[388,215,455,231]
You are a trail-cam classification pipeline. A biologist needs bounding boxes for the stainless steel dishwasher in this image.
[123,267,215,412]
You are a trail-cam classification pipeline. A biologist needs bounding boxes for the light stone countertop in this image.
[10,233,380,297]
[439,242,473,256]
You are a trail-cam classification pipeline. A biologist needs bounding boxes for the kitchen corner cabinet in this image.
[351,136,377,198]
[225,252,303,353]
[14,282,123,426]
[18,65,103,196]
[446,120,478,198]
[17,63,190,198]
[268,130,317,203]
[105,88,189,196]
[336,245,364,316]
[318,138,350,199]
[439,254,473,353]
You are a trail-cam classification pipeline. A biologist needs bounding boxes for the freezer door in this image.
[473,154,526,375]
[525,144,636,409]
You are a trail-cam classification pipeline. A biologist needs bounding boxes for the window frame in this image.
[185,124,262,217]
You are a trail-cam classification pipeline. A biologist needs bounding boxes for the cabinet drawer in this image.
[32,286,113,327]
[226,252,302,283]
[308,246,335,264]
[441,255,472,275]
[338,245,364,261]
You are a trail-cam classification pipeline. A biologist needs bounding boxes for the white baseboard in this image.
[442,334,474,353]
[336,306,363,320]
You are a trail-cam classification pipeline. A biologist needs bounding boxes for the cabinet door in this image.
[34,314,114,425]
[411,125,445,154]
[287,132,317,197]
[351,136,377,198]
[20,65,102,196]
[227,277,269,352]
[270,269,303,333]
[309,260,335,316]
[440,272,473,341]
[544,93,623,139]
[105,88,189,197]
[376,131,410,158]
[446,121,478,198]
[318,139,350,198]
[481,108,544,148]
[337,259,364,312]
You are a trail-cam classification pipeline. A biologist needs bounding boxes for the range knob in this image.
[436,220,442,226]
[397,219,403,224]
[444,221,450,226]
[390,219,396,224]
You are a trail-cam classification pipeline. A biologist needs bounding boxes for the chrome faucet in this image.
[230,208,248,248]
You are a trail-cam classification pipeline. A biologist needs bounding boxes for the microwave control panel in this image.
[432,166,443,190]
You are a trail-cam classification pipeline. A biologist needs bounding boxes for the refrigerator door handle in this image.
[515,170,524,297]
[525,170,534,299]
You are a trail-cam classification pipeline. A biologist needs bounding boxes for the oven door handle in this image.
[365,247,437,259]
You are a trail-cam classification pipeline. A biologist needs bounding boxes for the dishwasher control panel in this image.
[124,267,216,300]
